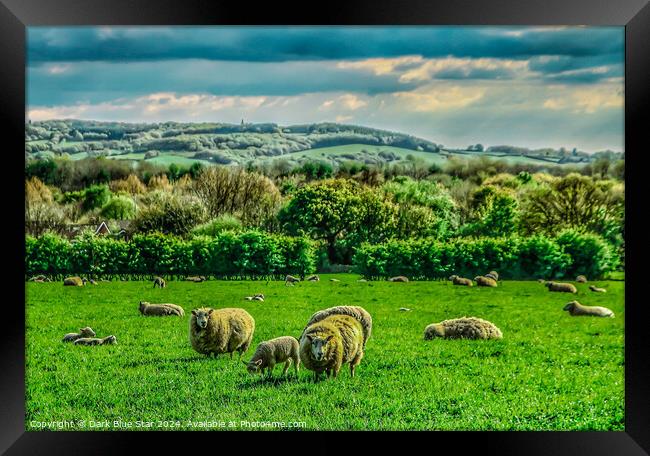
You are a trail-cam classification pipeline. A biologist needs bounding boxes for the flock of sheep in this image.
[53,271,615,380]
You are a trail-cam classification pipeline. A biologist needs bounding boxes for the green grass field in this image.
[25,275,624,431]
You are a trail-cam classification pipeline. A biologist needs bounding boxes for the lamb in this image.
[243,336,300,378]
[299,314,365,380]
[62,327,96,342]
[301,305,372,348]
[424,317,503,340]
[576,275,588,283]
[474,276,498,287]
[388,276,409,282]
[306,275,320,282]
[485,271,499,281]
[285,275,300,286]
[153,276,166,288]
[449,275,473,286]
[544,281,577,293]
[139,301,185,316]
[563,300,614,317]
[63,276,85,286]
[74,335,118,346]
[589,285,607,293]
[189,307,255,358]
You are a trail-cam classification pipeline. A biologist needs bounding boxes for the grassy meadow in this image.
[25,275,624,431]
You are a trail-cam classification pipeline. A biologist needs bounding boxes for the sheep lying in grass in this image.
[485,271,499,281]
[449,275,473,286]
[563,301,614,317]
[299,314,365,381]
[388,276,409,282]
[74,335,117,346]
[139,301,185,316]
[544,281,577,293]
[186,276,206,282]
[244,336,300,378]
[302,305,372,348]
[576,275,588,283]
[307,275,320,282]
[474,276,498,287]
[244,293,265,302]
[285,275,300,286]
[63,276,85,286]
[589,285,607,293]
[189,307,255,358]
[153,276,166,288]
[62,327,96,342]
[29,275,51,282]
[424,317,503,340]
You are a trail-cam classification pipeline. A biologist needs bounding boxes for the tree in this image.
[131,192,207,236]
[100,195,137,220]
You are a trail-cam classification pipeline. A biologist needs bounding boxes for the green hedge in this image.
[25,231,316,280]
[352,230,618,280]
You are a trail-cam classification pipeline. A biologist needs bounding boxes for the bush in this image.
[191,214,243,237]
[555,229,619,279]
[101,195,137,220]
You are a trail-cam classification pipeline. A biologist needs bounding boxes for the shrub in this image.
[101,195,137,220]
[555,229,619,279]
[191,214,243,237]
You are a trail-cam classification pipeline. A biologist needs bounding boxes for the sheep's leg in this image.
[332,366,340,378]
[267,363,275,378]
[282,360,290,377]
[293,357,300,376]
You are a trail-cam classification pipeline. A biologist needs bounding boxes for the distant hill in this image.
[25,120,623,168]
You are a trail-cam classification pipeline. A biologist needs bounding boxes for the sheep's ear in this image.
[191,310,197,316]
[305,334,313,342]
[208,309,214,315]
[325,335,334,343]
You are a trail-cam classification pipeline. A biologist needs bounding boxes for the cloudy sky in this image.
[27,26,624,151]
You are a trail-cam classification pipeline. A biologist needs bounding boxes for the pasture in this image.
[25,275,624,431]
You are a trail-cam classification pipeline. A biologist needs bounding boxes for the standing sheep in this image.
[563,301,614,317]
[388,276,409,282]
[589,285,607,293]
[301,305,372,347]
[299,314,365,381]
[424,317,503,340]
[153,276,166,288]
[139,301,185,316]
[285,275,300,286]
[74,335,118,346]
[62,327,96,342]
[449,275,473,286]
[243,336,300,378]
[474,276,498,287]
[576,275,588,283]
[545,281,577,293]
[63,276,86,286]
[189,307,255,358]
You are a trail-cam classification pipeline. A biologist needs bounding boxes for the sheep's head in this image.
[448,275,458,281]
[424,324,444,340]
[80,327,95,337]
[544,281,553,288]
[306,334,334,362]
[244,358,264,374]
[563,301,578,312]
[191,308,213,329]
[139,301,149,313]
[103,335,117,345]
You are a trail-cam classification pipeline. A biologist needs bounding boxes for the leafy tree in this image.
[132,192,207,236]
[101,195,137,220]
[81,184,111,212]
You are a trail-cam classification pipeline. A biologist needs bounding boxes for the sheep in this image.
[62,327,96,342]
[424,317,503,340]
[244,294,265,302]
[448,275,473,286]
[153,276,166,288]
[243,336,300,378]
[299,314,365,381]
[388,276,409,282]
[589,285,607,293]
[563,300,614,317]
[302,305,372,348]
[474,276,498,287]
[88,279,98,285]
[63,276,85,286]
[285,275,300,286]
[29,275,50,282]
[485,271,499,281]
[189,307,255,358]
[139,301,185,317]
[576,275,588,283]
[306,275,320,282]
[74,335,118,346]
[186,276,206,282]
[544,281,577,293]
[537,278,546,283]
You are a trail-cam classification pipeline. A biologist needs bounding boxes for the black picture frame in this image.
[2,0,648,454]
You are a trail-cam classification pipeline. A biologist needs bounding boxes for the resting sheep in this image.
[485,271,499,281]
[589,285,607,293]
[424,317,503,340]
[285,275,300,286]
[299,314,365,380]
[449,275,473,286]
[74,335,117,346]
[545,281,577,293]
[139,301,185,316]
[563,301,614,317]
[576,275,588,283]
[388,276,409,282]
[301,305,372,348]
[474,276,498,287]
[244,336,300,378]
[62,327,96,342]
[186,276,206,282]
[153,276,166,288]
[63,276,85,286]
[244,293,265,302]
[189,307,255,358]
[307,275,320,282]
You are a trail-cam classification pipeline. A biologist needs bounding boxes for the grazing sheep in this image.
[63,276,85,287]
[285,275,300,286]
[299,314,365,380]
[388,276,409,282]
[302,305,372,348]
[576,275,588,283]
[545,281,577,293]
[424,317,503,340]
[449,275,473,287]
[62,327,96,342]
[485,271,499,281]
[153,276,166,288]
[563,300,614,317]
[474,276,498,287]
[589,285,607,293]
[244,336,300,378]
[307,275,320,282]
[139,301,185,316]
[189,307,255,358]
[74,335,118,346]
